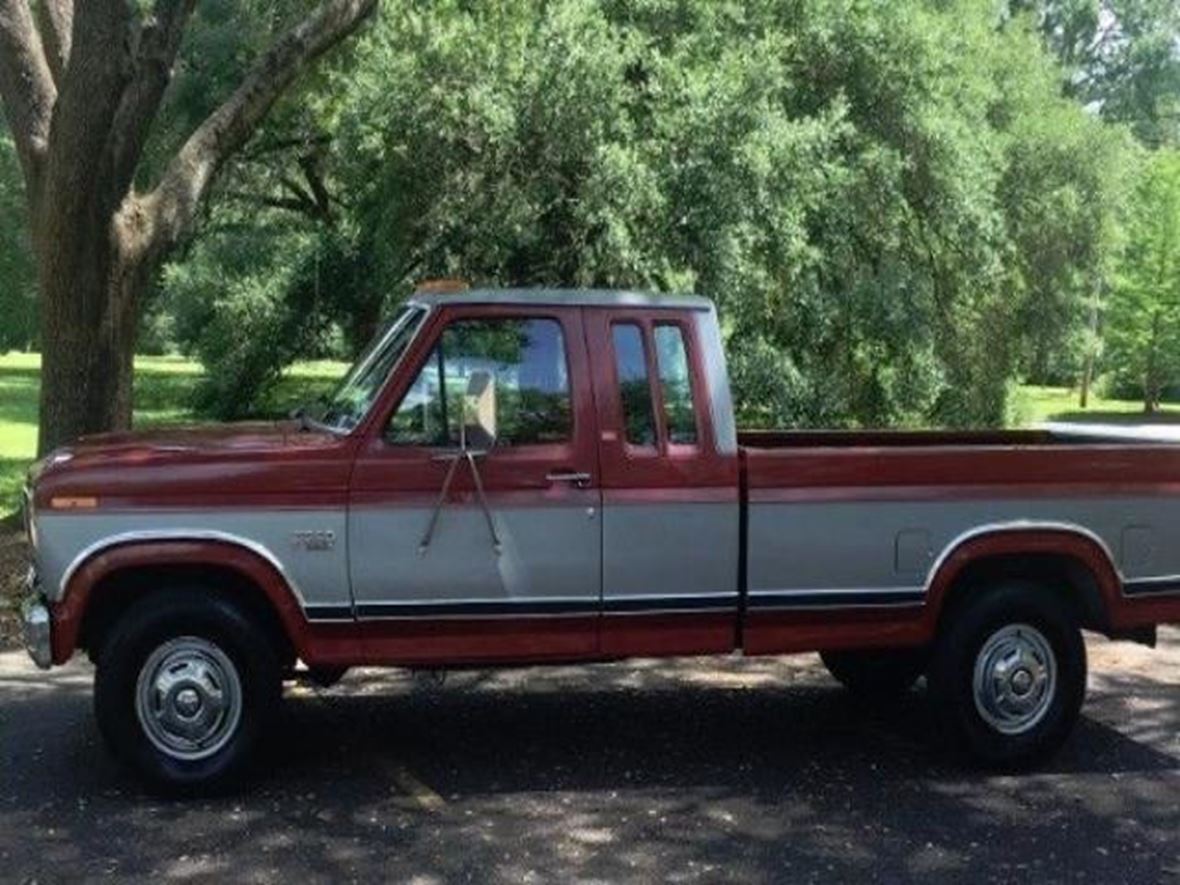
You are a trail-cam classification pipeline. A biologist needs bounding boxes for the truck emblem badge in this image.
[292,530,336,551]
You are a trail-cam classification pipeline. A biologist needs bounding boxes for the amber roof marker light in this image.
[415,278,470,295]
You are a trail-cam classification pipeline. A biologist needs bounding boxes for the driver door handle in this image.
[546,470,592,488]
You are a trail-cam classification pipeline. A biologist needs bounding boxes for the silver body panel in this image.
[746,496,1180,606]
[602,500,740,609]
[347,497,601,614]
[35,510,349,606]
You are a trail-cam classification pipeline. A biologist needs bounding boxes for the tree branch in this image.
[297,152,333,221]
[104,0,197,198]
[222,189,319,216]
[240,132,333,161]
[144,0,377,255]
[0,0,56,185]
[32,0,72,86]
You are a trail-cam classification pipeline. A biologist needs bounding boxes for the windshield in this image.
[316,305,427,432]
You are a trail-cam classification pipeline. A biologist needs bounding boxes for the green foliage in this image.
[161,214,346,418]
[152,0,1143,427]
[1105,149,1180,409]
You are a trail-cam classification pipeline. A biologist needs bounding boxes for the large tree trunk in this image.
[35,227,141,454]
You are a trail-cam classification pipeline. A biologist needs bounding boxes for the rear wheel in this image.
[820,648,927,697]
[928,581,1086,768]
[94,589,280,794]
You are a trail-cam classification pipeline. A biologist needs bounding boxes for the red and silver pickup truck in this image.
[20,288,1180,790]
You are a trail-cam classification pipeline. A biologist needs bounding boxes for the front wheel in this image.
[94,590,281,794]
[928,582,1086,769]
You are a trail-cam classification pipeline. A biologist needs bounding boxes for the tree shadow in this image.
[1047,409,1180,425]
[3,650,1179,882]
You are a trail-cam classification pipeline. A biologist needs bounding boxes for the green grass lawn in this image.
[1009,385,1180,426]
[2,353,1178,520]
[0,352,346,519]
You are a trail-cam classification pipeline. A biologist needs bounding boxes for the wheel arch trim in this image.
[52,531,314,665]
[922,520,1124,625]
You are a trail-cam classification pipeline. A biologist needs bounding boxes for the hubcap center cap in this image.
[1010,668,1034,696]
[174,687,202,718]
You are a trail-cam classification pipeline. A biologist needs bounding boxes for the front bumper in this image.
[21,570,52,670]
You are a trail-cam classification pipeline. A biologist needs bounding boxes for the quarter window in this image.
[387,318,571,447]
[611,323,657,447]
[654,325,698,445]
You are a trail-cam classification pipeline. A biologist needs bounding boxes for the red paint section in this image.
[304,617,601,668]
[584,308,739,493]
[33,421,356,511]
[600,612,736,657]
[743,442,1180,493]
[742,608,927,656]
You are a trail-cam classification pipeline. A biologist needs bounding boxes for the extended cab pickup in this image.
[21,288,1180,790]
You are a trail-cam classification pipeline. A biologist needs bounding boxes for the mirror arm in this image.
[418,447,501,556]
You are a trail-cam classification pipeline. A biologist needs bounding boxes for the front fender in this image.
[52,536,313,665]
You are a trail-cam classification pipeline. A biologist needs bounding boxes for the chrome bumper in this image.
[22,570,52,670]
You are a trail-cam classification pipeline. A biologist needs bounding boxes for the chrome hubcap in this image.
[135,637,242,761]
[972,624,1057,735]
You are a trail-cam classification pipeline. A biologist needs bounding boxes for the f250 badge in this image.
[291,530,336,552]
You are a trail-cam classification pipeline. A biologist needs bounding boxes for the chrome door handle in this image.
[546,470,592,488]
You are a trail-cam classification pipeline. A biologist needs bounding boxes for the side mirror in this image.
[461,369,497,450]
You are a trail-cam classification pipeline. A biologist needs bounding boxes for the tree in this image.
[1106,149,1180,411]
[1008,0,1180,146]
[0,0,377,453]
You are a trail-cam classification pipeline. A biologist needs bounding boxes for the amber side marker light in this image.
[416,278,470,294]
[49,496,98,510]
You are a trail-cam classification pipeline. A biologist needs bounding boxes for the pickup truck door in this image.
[584,307,741,656]
[347,305,602,662]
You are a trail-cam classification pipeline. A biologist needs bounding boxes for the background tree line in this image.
[1,0,1178,443]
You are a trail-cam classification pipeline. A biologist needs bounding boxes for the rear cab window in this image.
[653,324,699,447]
[611,323,658,448]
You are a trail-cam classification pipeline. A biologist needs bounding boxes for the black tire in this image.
[94,589,281,795]
[927,581,1086,769]
[820,648,927,697]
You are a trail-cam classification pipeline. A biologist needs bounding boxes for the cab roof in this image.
[408,287,714,311]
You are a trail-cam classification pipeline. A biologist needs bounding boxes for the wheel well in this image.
[936,552,1109,633]
[80,564,296,667]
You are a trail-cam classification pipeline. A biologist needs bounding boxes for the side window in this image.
[387,317,572,447]
[611,323,657,447]
[654,324,698,445]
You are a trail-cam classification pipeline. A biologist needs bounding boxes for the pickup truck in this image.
[20,287,1180,791]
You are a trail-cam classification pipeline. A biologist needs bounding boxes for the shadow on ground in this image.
[2,632,1180,883]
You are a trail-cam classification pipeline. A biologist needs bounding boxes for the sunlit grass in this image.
[1010,384,1180,426]
[4,352,1180,521]
[0,352,347,518]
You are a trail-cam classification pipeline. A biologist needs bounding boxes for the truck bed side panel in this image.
[741,443,1180,653]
